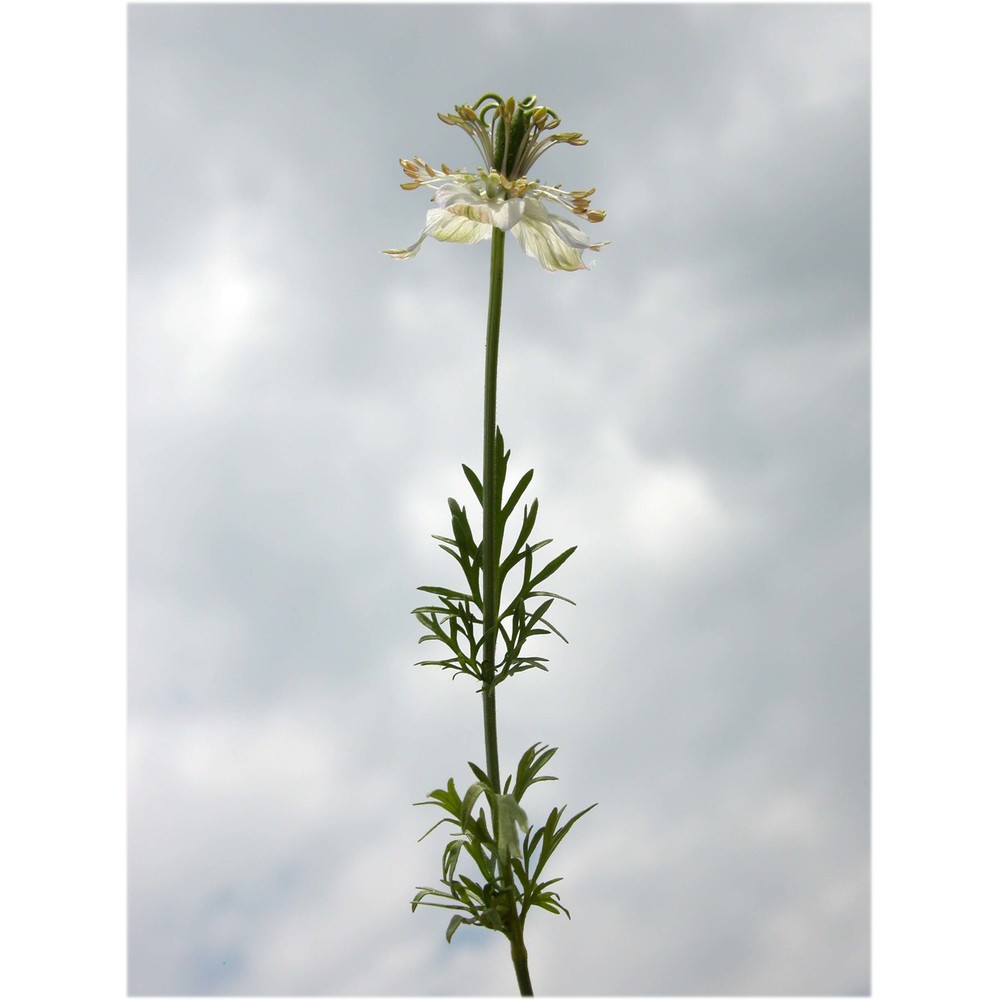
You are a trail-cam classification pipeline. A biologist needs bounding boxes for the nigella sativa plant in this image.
[384,93,605,995]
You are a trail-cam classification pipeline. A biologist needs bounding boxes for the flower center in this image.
[483,170,504,201]
[438,94,590,183]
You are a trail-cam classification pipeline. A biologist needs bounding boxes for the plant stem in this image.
[504,856,534,996]
[481,226,505,794]
[480,227,533,996]
[510,929,533,996]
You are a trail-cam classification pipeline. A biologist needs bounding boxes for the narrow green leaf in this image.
[411,605,452,616]
[417,585,475,602]
[498,500,539,584]
[494,428,508,495]
[467,761,491,787]
[524,597,554,631]
[501,469,534,524]
[539,616,569,643]
[526,825,545,862]
[528,589,577,606]
[449,501,478,557]
[463,837,497,883]
[532,899,562,915]
[457,873,484,898]
[462,464,484,505]
[416,816,459,842]
[510,856,528,886]
[514,744,559,800]
[446,914,468,943]
[513,743,541,799]
[460,781,491,832]
[450,880,473,906]
[443,839,462,882]
[436,542,462,563]
[535,877,564,893]
[529,545,577,591]
[480,907,506,932]
[535,802,597,879]
[553,802,598,851]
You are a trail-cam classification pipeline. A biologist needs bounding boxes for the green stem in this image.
[504,856,533,995]
[481,226,505,793]
[510,928,533,996]
[480,228,533,997]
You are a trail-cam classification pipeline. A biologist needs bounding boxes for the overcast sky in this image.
[128,4,870,995]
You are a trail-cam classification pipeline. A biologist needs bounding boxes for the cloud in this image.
[129,4,870,994]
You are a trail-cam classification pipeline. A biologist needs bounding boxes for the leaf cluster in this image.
[412,430,576,688]
[411,743,597,943]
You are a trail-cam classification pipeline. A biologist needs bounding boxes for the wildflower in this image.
[384,94,608,272]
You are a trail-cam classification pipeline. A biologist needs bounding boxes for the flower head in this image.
[384,94,608,272]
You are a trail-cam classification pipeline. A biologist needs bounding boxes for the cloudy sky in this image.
[127,4,870,995]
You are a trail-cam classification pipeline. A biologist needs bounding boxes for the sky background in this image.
[127,4,870,996]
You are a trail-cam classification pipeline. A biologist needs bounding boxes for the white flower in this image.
[384,95,608,273]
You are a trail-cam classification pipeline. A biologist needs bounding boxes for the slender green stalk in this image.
[510,930,533,996]
[505,860,533,996]
[480,226,534,996]
[481,226,505,794]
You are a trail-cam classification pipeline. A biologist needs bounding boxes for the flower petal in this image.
[443,199,496,227]
[386,166,604,267]
[425,207,493,247]
[382,227,432,260]
[435,181,525,232]
[511,202,584,271]
[546,212,600,251]
[511,197,608,271]
[433,181,487,213]
[489,195,524,232]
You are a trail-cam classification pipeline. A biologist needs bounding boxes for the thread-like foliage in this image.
[413,744,597,943]
[412,430,577,691]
